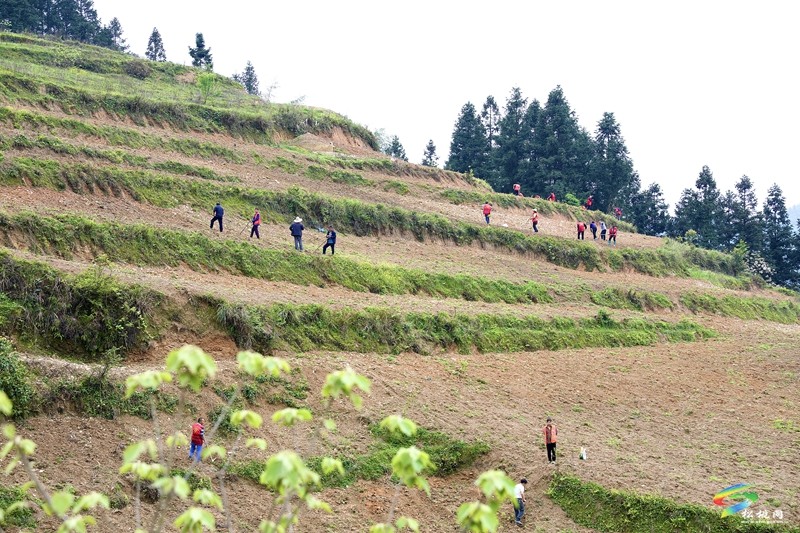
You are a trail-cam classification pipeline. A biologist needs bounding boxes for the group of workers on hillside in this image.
[482,192,621,245]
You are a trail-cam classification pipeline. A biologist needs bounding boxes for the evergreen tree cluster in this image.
[672,168,800,288]
[446,86,636,213]
[0,0,126,50]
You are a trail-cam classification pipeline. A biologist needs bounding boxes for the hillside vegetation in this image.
[0,33,799,533]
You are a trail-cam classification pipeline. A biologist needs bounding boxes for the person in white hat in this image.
[290,217,305,251]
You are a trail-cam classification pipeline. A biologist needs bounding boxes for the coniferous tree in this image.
[532,86,593,199]
[421,140,439,167]
[761,184,795,285]
[145,27,167,61]
[673,165,723,249]
[628,182,671,235]
[232,61,260,95]
[492,87,528,192]
[731,175,763,252]
[515,99,542,190]
[188,33,213,69]
[0,0,41,32]
[384,135,408,161]
[588,112,635,211]
[480,96,501,150]
[446,102,487,175]
[106,17,127,51]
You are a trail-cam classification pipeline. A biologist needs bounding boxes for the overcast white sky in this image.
[94,0,800,211]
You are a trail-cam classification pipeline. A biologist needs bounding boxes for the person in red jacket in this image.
[189,417,205,463]
[482,202,492,224]
[585,195,593,209]
[530,209,539,233]
[577,221,586,240]
[547,192,556,202]
[513,183,521,196]
[250,209,261,239]
[608,225,618,246]
[543,417,558,464]
[614,207,623,220]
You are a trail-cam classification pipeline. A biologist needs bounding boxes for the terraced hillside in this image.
[1,33,799,532]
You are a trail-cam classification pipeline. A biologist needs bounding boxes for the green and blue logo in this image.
[714,484,758,517]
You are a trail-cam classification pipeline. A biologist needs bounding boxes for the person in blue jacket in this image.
[210,202,224,232]
[323,225,336,255]
[290,217,304,251]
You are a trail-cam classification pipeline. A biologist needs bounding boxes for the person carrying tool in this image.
[290,217,304,251]
[210,202,224,232]
[323,225,336,255]
[250,209,261,239]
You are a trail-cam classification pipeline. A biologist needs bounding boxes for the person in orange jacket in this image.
[543,417,558,464]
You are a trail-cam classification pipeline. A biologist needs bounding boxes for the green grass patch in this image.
[0,210,553,306]
[0,336,36,419]
[383,180,410,195]
[680,292,800,324]
[0,250,157,359]
[0,105,244,162]
[213,302,714,355]
[0,131,239,182]
[169,469,212,492]
[549,473,797,532]
[0,486,36,528]
[230,425,490,488]
[591,288,674,311]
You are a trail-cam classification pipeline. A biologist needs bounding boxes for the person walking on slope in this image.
[210,202,224,232]
[513,478,527,527]
[250,209,261,239]
[290,217,305,251]
[323,225,336,255]
[608,225,618,246]
[585,195,594,210]
[189,417,205,463]
[513,183,521,196]
[482,202,493,225]
[543,417,558,464]
[547,192,556,202]
[614,207,623,220]
[589,220,598,240]
[577,221,586,240]
[600,220,607,241]
[530,209,539,233]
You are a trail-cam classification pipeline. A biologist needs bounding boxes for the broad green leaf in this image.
[122,440,158,464]
[396,516,420,532]
[259,450,320,498]
[124,370,172,398]
[231,409,263,428]
[457,501,499,532]
[271,408,312,427]
[237,351,290,378]
[320,457,344,476]
[0,390,12,416]
[166,431,189,449]
[152,475,190,499]
[391,447,432,495]
[119,461,166,481]
[57,514,96,533]
[193,488,223,509]
[46,490,75,517]
[321,366,371,409]
[323,418,337,431]
[3,423,15,439]
[174,506,216,532]
[201,444,226,460]
[72,492,110,513]
[304,495,331,513]
[246,438,268,450]
[380,415,418,438]
[165,345,217,392]
[369,524,394,533]
[474,470,515,503]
